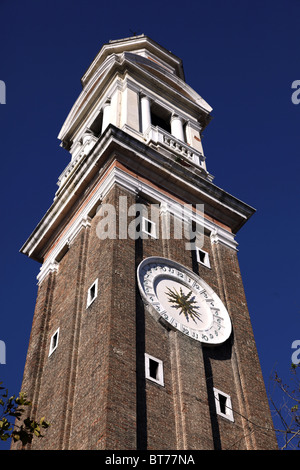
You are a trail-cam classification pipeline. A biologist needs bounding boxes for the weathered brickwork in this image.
[139,211,277,450]
[13,180,277,450]
[12,35,278,451]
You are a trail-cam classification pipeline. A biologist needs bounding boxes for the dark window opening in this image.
[196,247,210,268]
[149,359,159,380]
[198,250,206,263]
[145,220,153,234]
[150,102,171,134]
[52,332,58,350]
[219,394,227,415]
[151,111,171,133]
[90,283,96,301]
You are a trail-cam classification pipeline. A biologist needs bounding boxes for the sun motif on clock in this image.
[165,286,202,324]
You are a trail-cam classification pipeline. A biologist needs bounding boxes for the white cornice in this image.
[36,165,238,285]
[36,217,92,285]
[37,260,59,285]
[81,35,184,87]
[21,126,254,267]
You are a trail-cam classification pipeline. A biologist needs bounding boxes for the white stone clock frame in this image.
[137,256,232,346]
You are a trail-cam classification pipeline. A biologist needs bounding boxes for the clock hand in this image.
[165,287,202,324]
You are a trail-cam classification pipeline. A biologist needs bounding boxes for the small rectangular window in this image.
[145,353,164,386]
[196,247,211,268]
[142,217,156,238]
[213,387,234,422]
[49,328,60,357]
[87,278,98,308]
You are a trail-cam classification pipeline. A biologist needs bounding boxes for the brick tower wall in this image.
[13,183,277,450]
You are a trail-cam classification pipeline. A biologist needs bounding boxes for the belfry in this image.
[14,35,277,450]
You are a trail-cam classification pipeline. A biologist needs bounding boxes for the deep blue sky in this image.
[0,0,299,450]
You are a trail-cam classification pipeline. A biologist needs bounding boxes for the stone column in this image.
[171,114,185,142]
[140,94,152,133]
[102,99,111,133]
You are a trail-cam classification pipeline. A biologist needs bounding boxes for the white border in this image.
[48,328,60,357]
[142,216,157,238]
[86,278,98,308]
[145,353,164,386]
[213,387,234,422]
[195,246,211,268]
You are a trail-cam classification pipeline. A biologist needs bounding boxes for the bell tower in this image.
[15,35,277,450]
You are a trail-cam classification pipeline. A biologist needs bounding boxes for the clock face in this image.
[137,257,232,345]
